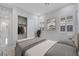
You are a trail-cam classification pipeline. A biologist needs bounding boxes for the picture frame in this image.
[67,25,73,32]
[47,18,56,31]
[60,16,73,32]
[66,16,73,23]
[60,26,65,31]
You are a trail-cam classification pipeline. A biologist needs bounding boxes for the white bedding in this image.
[25,40,57,56]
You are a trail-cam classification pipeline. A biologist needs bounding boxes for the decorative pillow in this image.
[58,39,74,47]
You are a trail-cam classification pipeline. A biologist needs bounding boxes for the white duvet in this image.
[25,40,57,56]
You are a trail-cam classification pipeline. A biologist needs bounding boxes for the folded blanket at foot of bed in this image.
[15,38,46,56]
[25,40,57,56]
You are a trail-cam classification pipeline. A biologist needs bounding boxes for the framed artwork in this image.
[66,16,73,23]
[67,16,73,20]
[67,25,73,32]
[61,17,65,22]
[39,22,45,31]
[60,16,73,32]
[47,18,56,31]
[60,26,65,31]
[60,17,66,26]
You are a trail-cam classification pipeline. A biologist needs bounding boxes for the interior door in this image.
[0,6,12,56]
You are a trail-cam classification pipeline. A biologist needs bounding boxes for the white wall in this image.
[42,4,76,42]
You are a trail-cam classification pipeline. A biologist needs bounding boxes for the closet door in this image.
[0,6,13,55]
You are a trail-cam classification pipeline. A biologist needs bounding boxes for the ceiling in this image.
[0,3,70,15]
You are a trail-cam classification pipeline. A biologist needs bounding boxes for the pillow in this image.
[17,38,46,49]
[58,39,74,47]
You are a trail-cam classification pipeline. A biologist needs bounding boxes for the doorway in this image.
[18,16,27,40]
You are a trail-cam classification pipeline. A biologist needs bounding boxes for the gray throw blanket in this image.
[45,42,77,56]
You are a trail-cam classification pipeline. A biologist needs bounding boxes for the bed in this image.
[15,38,78,56]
